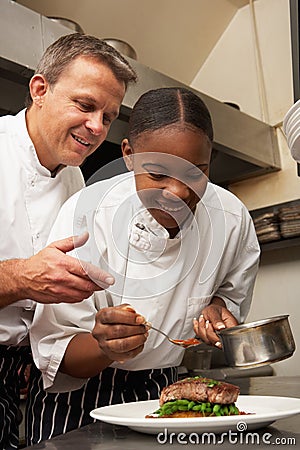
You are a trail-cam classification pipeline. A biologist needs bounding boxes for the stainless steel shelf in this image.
[0,0,281,187]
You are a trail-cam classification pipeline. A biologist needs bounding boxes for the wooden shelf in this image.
[250,199,300,251]
[259,236,300,251]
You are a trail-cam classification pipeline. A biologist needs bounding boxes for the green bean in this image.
[163,401,175,408]
[156,400,239,417]
[188,401,195,410]
[163,407,173,414]
[213,404,221,413]
[178,405,188,411]
[222,406,229,415]
[229,404,235,414]
[192,405,203,411]
[177,399,189,405]
[233,406,239,415]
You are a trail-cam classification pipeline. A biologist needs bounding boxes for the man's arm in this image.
[0,233,114,308]
[0,258,29,308]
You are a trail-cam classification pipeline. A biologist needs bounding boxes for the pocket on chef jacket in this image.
[182,295,213,335]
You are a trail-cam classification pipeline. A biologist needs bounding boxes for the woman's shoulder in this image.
[202,182,250,218]
[63,171,135,215]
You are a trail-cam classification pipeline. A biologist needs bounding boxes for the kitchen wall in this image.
[192,0,300,375]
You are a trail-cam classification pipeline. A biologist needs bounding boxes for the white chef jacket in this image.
[0,109,84,345]
[30,171,260,392]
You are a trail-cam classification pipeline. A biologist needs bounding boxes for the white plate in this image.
[90,395,300,435]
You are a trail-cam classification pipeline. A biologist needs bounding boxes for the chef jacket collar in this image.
[129,194,195,252]
[50,164,66,178]
[15,109,65,178]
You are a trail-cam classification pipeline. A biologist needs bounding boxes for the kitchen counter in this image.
[22,376,299,449]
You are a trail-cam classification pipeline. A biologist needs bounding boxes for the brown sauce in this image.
[172,338,200,348]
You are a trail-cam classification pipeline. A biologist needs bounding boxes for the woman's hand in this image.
[193,297,238,348]
[92,304,148,363]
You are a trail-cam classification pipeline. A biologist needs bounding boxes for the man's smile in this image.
[71,133,91,147]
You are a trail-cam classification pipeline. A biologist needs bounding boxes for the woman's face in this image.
[122,125,212,237]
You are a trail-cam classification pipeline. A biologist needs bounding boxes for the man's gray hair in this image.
[25,32,137,107]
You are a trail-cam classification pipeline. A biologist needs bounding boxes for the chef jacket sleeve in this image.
[31,295,98,392]
[30,190,100,392]
[213,207,260,323]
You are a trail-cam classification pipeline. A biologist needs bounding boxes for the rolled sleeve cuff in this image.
[39,336,88,393]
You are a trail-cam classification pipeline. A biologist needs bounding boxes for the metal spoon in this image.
[145,322,201,348]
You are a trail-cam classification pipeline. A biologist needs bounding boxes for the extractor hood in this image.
[0,0,281,186]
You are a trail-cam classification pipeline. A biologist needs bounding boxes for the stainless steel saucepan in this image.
[217,315,296,369]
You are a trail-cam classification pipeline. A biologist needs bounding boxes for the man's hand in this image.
[92,304,148,362]
[0,232,115,306]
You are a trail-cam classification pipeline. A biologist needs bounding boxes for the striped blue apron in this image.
[0,345,32,450]
[26,363,177,445]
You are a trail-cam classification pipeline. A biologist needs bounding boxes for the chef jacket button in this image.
[132,232,140,242]
[135,223,145,231]
[31,180,35,187]
[35,233,40,239]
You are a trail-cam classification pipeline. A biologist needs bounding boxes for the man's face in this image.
[122,126,212,237]
[28,56,126,171]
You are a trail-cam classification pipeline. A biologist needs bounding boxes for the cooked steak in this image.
[159,376,240,406]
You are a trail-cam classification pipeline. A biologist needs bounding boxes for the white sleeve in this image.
[30,192,97,392]
[215,207,260,323]
[31,296,97,392]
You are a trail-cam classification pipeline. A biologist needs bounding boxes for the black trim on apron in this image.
[26,363,178,445]
[0,345,32,450]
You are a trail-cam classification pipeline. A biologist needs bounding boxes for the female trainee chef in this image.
[28,87,260,443]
